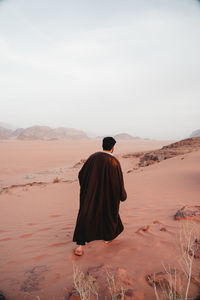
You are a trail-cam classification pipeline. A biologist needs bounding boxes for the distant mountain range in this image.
[1,124,200,140]
[0,126,13,139]
[96,133,140,140]
[0,125,88,140]
[0,124,142,140]
[114,133,140,140]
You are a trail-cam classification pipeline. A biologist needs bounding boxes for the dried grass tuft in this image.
[53,177,61,183]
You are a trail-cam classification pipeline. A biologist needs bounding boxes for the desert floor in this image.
[0,139,200,300]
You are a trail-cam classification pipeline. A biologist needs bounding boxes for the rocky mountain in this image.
[114,133,140,140]
[52,127,88,139]
[12,128,26,137]
[190,129,200,138]
[0,124,88,140]
[0,126,13,139]
[13,126,88,140]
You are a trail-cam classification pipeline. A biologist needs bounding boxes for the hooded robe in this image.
[73,151,127,243]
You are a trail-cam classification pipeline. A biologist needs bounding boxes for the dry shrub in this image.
[53,177,61,183]
[72,264,125,300]
[0,188,11,195]
[106,269,125,300]
[153,221,199,300]
[72,264,98,300]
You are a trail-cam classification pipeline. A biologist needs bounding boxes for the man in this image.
[73,136,127,256]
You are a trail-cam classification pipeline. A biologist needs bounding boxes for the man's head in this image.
[102,137,116,152]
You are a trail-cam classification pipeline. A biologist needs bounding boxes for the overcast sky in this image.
[0,0,200,139]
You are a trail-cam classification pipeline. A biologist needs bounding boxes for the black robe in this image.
[73,151,127,243]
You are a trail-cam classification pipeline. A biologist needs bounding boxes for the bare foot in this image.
[74,245,84,256]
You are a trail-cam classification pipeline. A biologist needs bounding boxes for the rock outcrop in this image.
[174,205,200,221]
[138,137,200,167]
[190,129,200,138]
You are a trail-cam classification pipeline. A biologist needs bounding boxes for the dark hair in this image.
[102,137,116,150]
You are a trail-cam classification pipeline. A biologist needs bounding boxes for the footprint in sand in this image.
[160,227,167,232]
[153,220,170,233]
[153,220,162,224]
[136,225,151,234]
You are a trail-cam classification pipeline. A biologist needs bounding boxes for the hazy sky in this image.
[0,0,200,139]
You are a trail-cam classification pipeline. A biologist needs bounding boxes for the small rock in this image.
[68,294,80,300]
[174,205,200,221]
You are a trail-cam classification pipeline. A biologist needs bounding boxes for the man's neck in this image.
[103,150,113,156]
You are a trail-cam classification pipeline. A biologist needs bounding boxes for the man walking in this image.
[73,137,127,256]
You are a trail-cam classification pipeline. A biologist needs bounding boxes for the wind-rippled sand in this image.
[0,139,200,300]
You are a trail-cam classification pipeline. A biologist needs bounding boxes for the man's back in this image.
[73,151,127,243]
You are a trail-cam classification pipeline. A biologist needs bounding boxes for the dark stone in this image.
[174,205,200,221]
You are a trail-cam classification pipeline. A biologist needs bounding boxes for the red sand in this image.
[0,140,200,300]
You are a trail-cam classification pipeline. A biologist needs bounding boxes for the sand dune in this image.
[0,140,200,300]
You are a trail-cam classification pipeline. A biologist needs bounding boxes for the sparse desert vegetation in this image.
[53,177,61,183]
